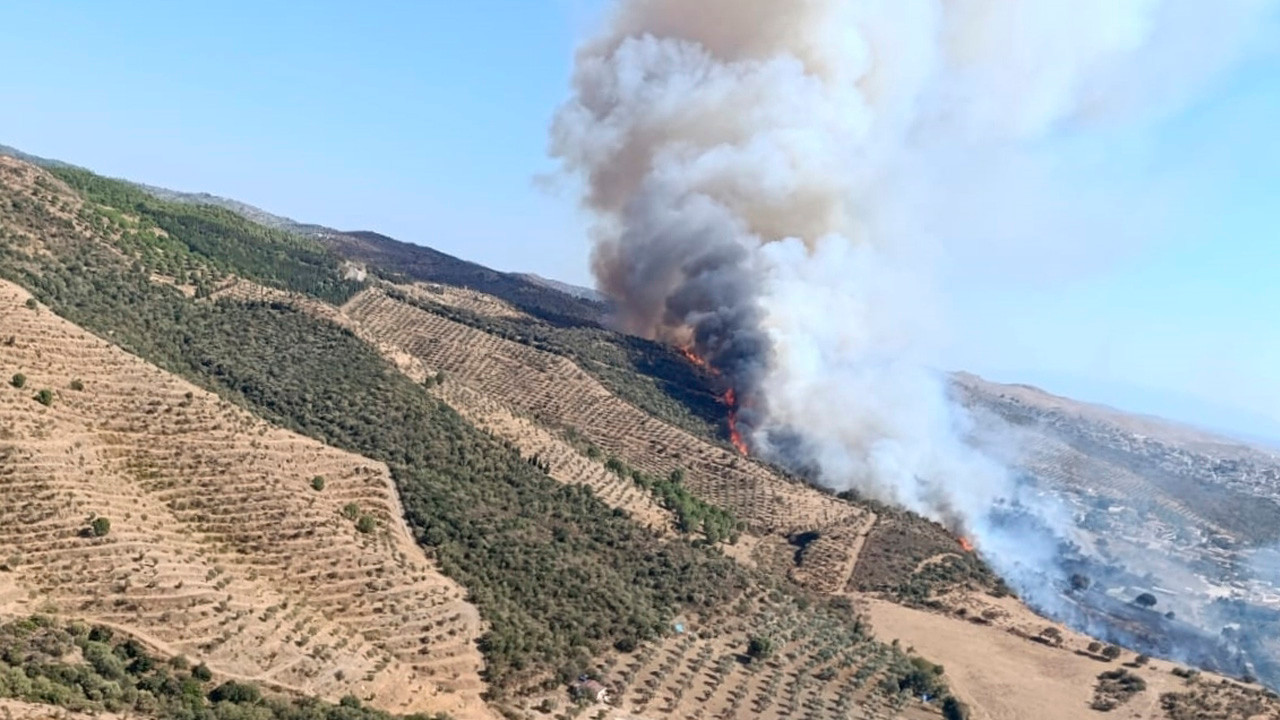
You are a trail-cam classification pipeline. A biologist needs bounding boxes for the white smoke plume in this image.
[550,0,1273,602]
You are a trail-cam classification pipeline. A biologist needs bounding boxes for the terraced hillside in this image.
[5,150,1279,720]
[515,594,943,720]
[343,288,861,538]
[0,280,492,720]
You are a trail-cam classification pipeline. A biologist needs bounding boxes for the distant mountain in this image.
[513,273,605,303]
[138,183,318,232]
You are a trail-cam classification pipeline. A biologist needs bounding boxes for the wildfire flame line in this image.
[959,537,975,553]
[724,388,749,456]
[680,346,715,373]
[681,346,749,456]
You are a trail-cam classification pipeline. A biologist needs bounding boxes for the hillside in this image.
[2,150,1279,720]
[0,279,490,717]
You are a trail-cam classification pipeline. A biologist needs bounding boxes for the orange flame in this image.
[724,389,749,456]
[959,537,975,552]
[680,345,748,456]
[679,345,717,374]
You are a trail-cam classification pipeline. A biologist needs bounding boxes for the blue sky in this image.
[2,1,1278,442]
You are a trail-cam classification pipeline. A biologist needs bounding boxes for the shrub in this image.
[1102,645,1123,661]
[892,657,949,698]
[943,696,970,720]
[192,663,213,681]
[209,681,260,704]
[24,297,37,310]
[1039,627,1063,646]
[83,641,126,680]
[89,517,111,537]
[1135,592,1158,608]
[341,503,360,520]
[10,373,25,388]
[746,635,774,661]
[69,378,84,391]
[1093,668,1147,711]
[355,515,376,534]
[311,476,326,491]
[34,388,54,406]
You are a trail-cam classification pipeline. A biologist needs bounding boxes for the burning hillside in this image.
[682,345,750,456]
[553,0,1275,688]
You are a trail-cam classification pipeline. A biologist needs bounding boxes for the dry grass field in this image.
[865,596,1278,720]
[0,280,493,720]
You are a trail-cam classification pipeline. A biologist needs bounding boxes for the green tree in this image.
[209,681,260,704]
[89,517,111,537]
[83,641,126,680]
[69,378,84,391]
[34,388,54,406]
[746,635,774,661]
[9,373,25,389]
[311,476,326,491]
[355,515,376,534]
[1134,592,1158,609]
